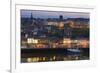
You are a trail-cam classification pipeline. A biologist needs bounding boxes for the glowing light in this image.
[63,38,71,44]
[32,58,36,62]
[59,22,64,28]
[32,39,38,44]
[53,56,56,60]
[74,40,78,43]
[78,40,89,48]
[27,38,38,44]
[50,58,52,61]
[75,57,79,60]
[43,57,46,61]
[37,57,39,61]
[27,58,32,62]
[52,44,56,48]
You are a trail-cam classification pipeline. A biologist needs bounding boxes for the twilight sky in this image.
[21,10,89,19]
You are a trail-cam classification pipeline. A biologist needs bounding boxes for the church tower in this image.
[30,12,33,20]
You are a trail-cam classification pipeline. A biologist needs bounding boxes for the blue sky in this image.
[21,10,89,19]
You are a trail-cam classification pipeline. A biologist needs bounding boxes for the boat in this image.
[67,49,81,53]
[67,48,82,56]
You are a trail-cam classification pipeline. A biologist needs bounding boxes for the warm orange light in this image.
[63,38,71,44]
[69,21,75,28]
[59,22,64,29]
[79,40,89,48]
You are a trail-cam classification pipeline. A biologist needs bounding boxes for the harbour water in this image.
[21,48,89,63]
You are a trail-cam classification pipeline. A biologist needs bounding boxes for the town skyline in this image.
[21,10,89,19]
[21,9,90,63]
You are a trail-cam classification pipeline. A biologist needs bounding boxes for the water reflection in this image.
[21,48,89,63]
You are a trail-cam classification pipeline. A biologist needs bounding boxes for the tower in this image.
[59,15,63,21]
[30,12,33,20]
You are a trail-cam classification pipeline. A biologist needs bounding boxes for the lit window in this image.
[27,38,38,44]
